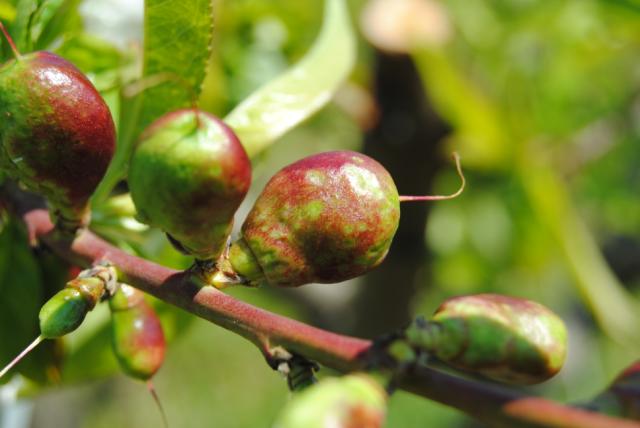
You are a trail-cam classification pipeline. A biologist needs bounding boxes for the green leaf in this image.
[224,0,355,158]
[10,0,80,53]
[94,0,213,203]
[32,0,82,50]
[54,33,123,74]
[0,220,53,386]
[137,0,212,129]
[8,0,38,52]
[522,163,640,347]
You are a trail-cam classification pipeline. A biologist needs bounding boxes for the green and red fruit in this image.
[227,151,400,287]
[109,284,165,380]
[0,51,116,229]
[273,373,387,428]
[129,109,251,261]
[406,294,568,385]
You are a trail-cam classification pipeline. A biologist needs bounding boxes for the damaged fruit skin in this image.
[0,51,115,228]
[229,151,400,288]
[406,294,568,385]
[129,109,251,261]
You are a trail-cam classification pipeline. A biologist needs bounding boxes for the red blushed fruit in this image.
[226,151,401,288]
[0,51,116,228]
[109,285,165,381]
[129,109,251,261]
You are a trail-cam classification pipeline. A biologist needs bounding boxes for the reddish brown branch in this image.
[4,185,639,428]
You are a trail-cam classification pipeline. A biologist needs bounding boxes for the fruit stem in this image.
[147,379,169,428]
[399,152,465,202]
[193,107,202,129]
[0,335,44,380]
[0,21,21,59]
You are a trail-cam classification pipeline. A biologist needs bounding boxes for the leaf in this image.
[32,0,82,50]
[522,163,640,347]
[224,0,356,158]
[0,220,52,385]
[10,0,80,53]
[8,0,38,52]
[54,33,123,74]
[94,0,213,203]
[137,0,212,128]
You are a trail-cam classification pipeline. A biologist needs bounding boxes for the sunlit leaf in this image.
[224,0,355,158]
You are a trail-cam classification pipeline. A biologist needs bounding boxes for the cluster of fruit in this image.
[0,21,568,427]
[0,24,168,420]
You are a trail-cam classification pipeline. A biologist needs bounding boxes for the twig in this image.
[2,184,638,428]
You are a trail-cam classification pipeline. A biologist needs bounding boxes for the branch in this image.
[3,185,639,428]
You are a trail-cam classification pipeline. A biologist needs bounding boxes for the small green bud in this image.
[273,373,387,428]
[407,294,568,385]
[39,288,91,338]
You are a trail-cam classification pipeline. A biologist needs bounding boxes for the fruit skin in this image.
[0,51,116,228]
[129,109,251,261]
[406,294,568,385]
[229,151,400,287]
[273,373,387,428]
[109,284,165,380]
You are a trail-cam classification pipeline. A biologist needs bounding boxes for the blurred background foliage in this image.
[0,0,639,427]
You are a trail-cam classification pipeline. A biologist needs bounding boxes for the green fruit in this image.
[0,51,116,229]
[406,294,568,385]
[129,109,251,261]
[38,276,105,338]
[227,151,400,287]
[273,373,387,428]
[109,284,165,380]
